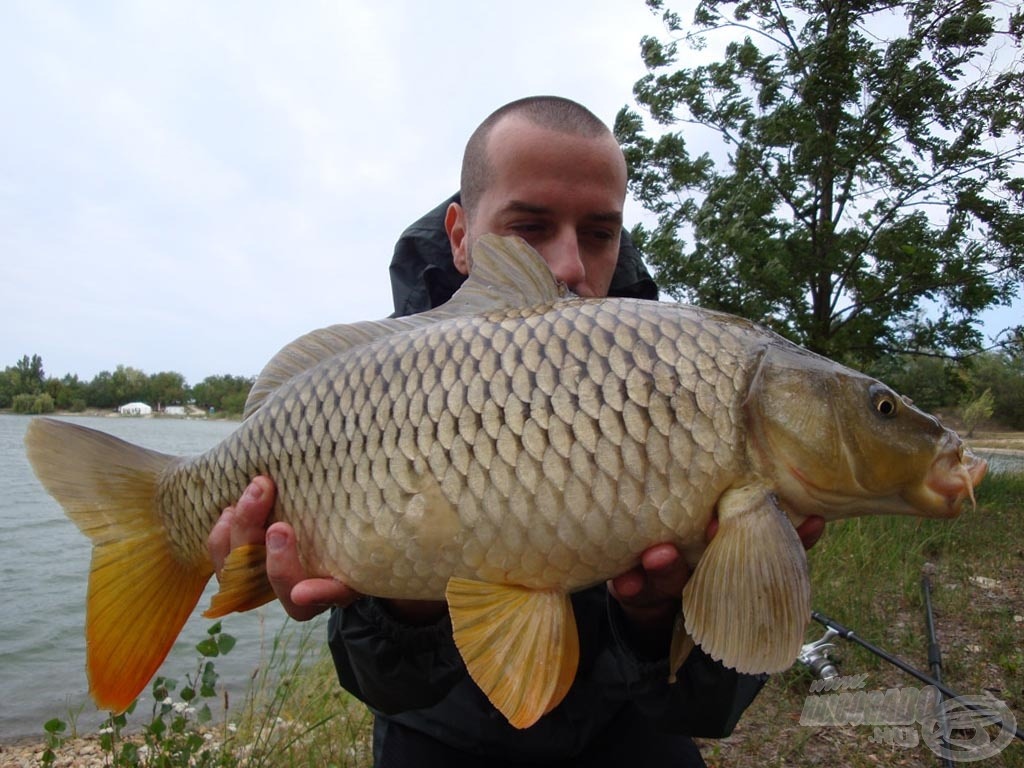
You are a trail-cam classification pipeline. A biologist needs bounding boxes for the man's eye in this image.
[511,222,544,232]
[585,228,616,242]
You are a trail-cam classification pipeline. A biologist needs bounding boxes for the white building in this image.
[118,402,153,416]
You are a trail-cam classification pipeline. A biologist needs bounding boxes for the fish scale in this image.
[24,234,985,729]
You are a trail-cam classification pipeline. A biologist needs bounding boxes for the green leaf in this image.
[197,637,220,657]
[43,718,66,735]
[217,633,236,655]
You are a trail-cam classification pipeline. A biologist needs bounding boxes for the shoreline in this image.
[0,408,241,422]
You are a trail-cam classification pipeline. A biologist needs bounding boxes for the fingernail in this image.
[245,482,263,502]
[267,530,286,552]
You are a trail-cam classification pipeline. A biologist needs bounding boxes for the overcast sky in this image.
[2,2,1019,385]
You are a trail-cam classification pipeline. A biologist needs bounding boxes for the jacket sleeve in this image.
[598,596,766,737]
[327,598,465,714]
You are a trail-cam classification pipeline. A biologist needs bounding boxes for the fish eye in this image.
[869,384,899,418]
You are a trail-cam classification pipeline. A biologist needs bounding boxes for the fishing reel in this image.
[797,627,840,680]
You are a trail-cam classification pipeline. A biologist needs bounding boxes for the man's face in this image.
[446,116,627,298]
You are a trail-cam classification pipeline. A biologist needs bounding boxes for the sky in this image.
[1,2,1019,386]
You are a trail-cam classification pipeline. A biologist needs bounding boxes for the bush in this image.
[12,393,55,414]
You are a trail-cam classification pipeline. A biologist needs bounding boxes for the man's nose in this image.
[543,232,586,289]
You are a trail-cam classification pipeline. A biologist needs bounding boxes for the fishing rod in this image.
[805,609,1024,744]
[921,573,955,768]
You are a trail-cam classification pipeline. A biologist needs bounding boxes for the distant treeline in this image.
[2,349,1022,428]
[864,350,1024,432]
[1,354,254,416]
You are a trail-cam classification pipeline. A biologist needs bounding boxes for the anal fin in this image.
[203,544,276,618]
[446,577,579,729]
[682,484,809,674]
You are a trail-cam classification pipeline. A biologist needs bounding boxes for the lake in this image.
[0,414,324,741]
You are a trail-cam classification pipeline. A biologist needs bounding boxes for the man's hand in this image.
[608,515,826,640]
[608,544,689,632]
[208,476,359,621]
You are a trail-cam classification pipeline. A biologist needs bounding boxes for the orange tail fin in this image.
[24,417,211,713]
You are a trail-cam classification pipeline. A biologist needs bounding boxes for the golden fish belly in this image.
[166,298,753,599]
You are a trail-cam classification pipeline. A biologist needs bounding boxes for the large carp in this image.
[25,235,986,729]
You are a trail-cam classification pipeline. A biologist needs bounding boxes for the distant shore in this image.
[0,408,241,422]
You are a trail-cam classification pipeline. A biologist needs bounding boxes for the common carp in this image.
[25,235,986,729]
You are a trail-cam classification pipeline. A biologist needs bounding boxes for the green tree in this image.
[866,353,966,410]
[47,373,88,411]
[147,371,188,409]
[110,364,148,405]
[969,347,1024,427]
[86,370,117,409]
[0,353,46,407]
[14,354,45,393]
[617,0,1023,365]
[0,369,17,408]
[12,392,55,414]
[190,374,254,415]
[960,387,995,435]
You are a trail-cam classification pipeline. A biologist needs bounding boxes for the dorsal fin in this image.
[243,235,564,417]
[436,234,567,314]
[243,317,428,417]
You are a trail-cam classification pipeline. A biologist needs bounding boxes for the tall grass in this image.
[807,468,1023,660]
[232,621,372,767]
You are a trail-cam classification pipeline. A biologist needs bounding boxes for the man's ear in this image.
[445,202,471,275]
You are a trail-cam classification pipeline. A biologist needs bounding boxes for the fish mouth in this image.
[920,439,988,517]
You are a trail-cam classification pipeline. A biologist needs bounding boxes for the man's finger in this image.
[265,522,357,621]
[639,544,689,600]
[230,477,275,551]
[208,509,233,576]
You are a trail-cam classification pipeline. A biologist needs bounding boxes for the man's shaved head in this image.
[460,96,613,215]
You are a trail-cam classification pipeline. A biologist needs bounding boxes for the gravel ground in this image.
[0,735,108,768]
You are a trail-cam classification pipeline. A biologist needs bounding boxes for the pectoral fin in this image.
[203,544,276,618]
[682,484,809,673]
[446,577,579,729]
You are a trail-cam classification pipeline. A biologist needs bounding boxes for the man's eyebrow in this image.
[500,200,623,225]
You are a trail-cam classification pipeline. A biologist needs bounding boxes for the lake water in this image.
[0,414,324,741]
[976,449,1024,476]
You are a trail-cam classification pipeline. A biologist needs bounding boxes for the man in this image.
[209,96,824,766]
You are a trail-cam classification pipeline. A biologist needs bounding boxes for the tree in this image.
[969,347,1024,427]
[617,0,1023,365]
[190,374,254,415]
[14,354,45,392]
[0,354,46,407]
[147,370,188,409]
